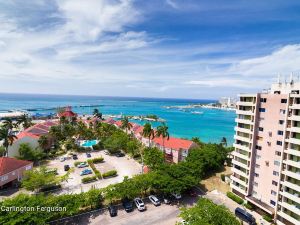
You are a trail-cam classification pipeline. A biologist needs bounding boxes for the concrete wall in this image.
[0,162,33,187]
[7,137,39,157]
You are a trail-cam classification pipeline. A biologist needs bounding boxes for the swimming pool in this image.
[81,140,98,147]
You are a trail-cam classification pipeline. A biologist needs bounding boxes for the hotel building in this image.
[231,79,300,225]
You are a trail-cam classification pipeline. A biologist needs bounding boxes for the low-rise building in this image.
[0,157,33,188]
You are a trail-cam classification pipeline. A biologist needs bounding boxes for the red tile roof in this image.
[152,136,194,151]
[58,106,77,118]
[104,118,116,124]
[0,157,32,176]
[17,120,58,140]
[115,120,122,127]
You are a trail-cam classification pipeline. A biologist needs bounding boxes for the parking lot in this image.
[46,150,141,194]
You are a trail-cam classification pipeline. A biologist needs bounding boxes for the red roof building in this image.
[58,106,77,118]
[0,157,33,187]
[17,120,58,140]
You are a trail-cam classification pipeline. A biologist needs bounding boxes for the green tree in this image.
[22,166,60,192]
[0,146,5,157]
[155,122,170,154]
[143,147,164,170]
[221,137,227,146]
[179,198,240,225]
[18,143,43,161]
[2,118,16,130]
[142,122,155,147]
[0,127,17,156]
[38,135,49,155]
[93,108,103,120]
[120,116,133,134]
[17,114,33,129]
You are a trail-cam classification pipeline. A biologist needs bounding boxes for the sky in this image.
[0,0,300,99]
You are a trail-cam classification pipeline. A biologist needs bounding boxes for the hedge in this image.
[263,214,273,222]
[87,160,102,179]
[102,170,117,178]
[244,203,254,210]
[74,161,86,167]
[226,192,244,204]
[82,176,97,183]
[92,157,104,164]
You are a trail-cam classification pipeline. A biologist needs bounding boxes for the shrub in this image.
[221,174,225,182]
[93,142,104,150]
[244,203,253,210]
[87,160,102,179]
[102,170,117,178]
[74,161,86,167]
[82,176,97,184]
[263,214,273,222]
[226,192,244,205]
[92,157,104,164]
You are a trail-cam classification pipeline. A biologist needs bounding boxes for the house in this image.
[7,120,57,157]
[57,106,77,120]
[0,157,33,188]
[152,136,197,163]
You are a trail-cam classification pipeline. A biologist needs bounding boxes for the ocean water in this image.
[0,93,236,145]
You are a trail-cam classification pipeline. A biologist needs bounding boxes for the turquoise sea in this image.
[0,93,236,145]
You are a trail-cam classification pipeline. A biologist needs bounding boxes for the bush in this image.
[74,161,86,167]
[92,142,104,150]
[221,174,225,182]
[92,157,104,164]
[87,160,102,179]
[226,192,244,205]
[244,203,253,210]
[82,176,97,183]
[102,170,117,178]
[263,214,273,222]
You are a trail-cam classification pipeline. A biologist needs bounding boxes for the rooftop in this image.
[152,136,194,151]
[0,157,32,176]
[17,120,58,140]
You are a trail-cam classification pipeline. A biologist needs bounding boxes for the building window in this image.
[274,160,280,166]
[259,108,266,112]
[275,151,281,156]
[270,200,276,206]
[256,145,262,150]
[280,109,286,114]
[272,181,278,186]
[260,98,267,103]
[255,173,259,177]
[257,136,263,141]
[276,141,282,146]
[281,99,287,103]
[258,127,264,132]
[279,120,284,125]
[1,175,8,181]
[255,164,260,169]
[271,190,277,196]
[256,155,261,159]
[277,130,283,135]
[273,171,279,176]
[25,165,31,170]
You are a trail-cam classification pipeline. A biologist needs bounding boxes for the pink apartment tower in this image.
[231,78,300,225]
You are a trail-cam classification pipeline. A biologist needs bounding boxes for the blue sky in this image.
[0,0,300,99]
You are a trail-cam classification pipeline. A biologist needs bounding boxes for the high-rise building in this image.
[231,79,300,225]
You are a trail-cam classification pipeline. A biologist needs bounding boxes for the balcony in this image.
[236,101,255,106]
[281,181,300,192]
[285,149,300,157]
[288,114,300,121]
[278,201,300,216]
[276,210,300,225]
[235,118,254,125]
[234,126,252,134]
[231,151,250,161]
[236,110,254,116]
[234,134,251,143]
[283,159,300,169]
[232,167,248,178]
[289,104,300,109]
[280,191,300,205]
[231,175,248,187]
[230,182,247,195]
[287,126,300,133]
[232,159,249,170]
[286,137,300,145]
[282,170,300,180]
[233,143,251,152]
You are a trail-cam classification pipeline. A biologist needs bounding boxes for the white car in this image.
[104,150,110,155]
[134,198,146,211]
[77,162,88,168]
[60,157,65,162]
[149,195,161,206]
[172,193,182,200]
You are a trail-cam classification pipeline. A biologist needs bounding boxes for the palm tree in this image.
[155,122,170,154]
[221,137,227,147]
[142,122,155,147]
[0,127,17,157]
[2,118,15,130]
[120,116,133,134]
[93,108,103,120]
[17,114,33,129]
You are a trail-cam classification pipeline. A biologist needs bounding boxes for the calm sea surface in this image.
[0,93,236,144]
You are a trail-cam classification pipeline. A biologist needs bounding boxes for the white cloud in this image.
[166,0,179,9]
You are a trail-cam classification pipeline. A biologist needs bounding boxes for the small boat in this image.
[191,111,204,115]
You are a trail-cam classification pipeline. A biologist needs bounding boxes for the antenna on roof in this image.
[290,72,294,85]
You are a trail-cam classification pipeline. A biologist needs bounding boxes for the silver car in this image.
[149,195,161,206]
[134,198,146,211]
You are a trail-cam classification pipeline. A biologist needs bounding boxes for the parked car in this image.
[235,207,256,225]
[86,152,91,158]
[171,193,182,200]
[108,204,117,217]
[104,150,110,155]
[115,152,125,157]
[149,195,161,206]
[64,165,70,171]
[80,169,92,176]
[162,195,171,204]
[60,157,66,162]
[72,154,78,160]
[122,198,134,212]
[77,162,88,168]
[134,198,146,211]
